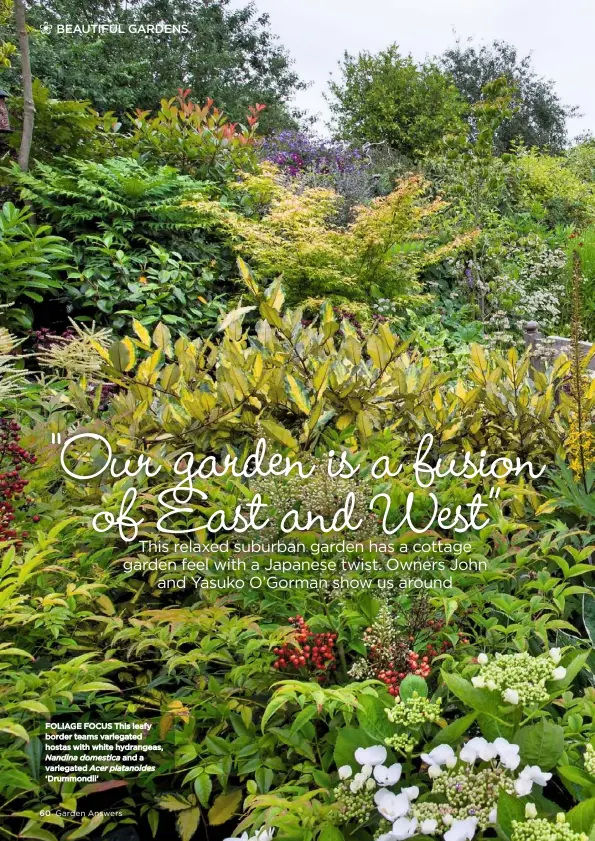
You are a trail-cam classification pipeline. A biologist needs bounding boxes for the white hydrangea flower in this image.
[460,737,497,764]
[374,763,403,786]
[224,834,249,841]
[338,765,352,780]
[493,737,521,770]
[402,786,420,801]
[251,831,275,841]
[486,680,497,691]
[366,777,377,791]
[552,667,566,681]
[525,803,538,819]
[444,817,478,841]
[522,766,552,787]
[421,819,438,834]
[477,653,489,665]
[514,765,552,795]
[378,834,398,841]
[355,745,387,767]
[515,777,533,797]
[471,676,486,688]
[421,744,457,771]
[488,808,497,824]
[503,688,520,705]
[351,767,372,792]
[391,817,418,840]
[374,789,411,822]
[442,814,454,826]
[549,648,562,664]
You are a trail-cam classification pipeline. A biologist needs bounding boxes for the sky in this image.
[234,0,595,139]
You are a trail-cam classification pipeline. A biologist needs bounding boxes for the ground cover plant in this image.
[0,14,594,841]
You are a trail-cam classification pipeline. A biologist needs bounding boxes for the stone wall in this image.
[523,321,595,372]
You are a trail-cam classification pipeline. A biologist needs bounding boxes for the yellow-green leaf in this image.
[260,419,298,450]
[65,812,105,839]
[208,790,242,826]
[132,318,151,346]
[285,374,311,415]
[176,807,201,841]
[0,719,29,742]
[108,340,133,373]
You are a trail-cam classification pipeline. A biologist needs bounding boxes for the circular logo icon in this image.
[40,22,52,33]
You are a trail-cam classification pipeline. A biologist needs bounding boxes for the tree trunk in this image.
[14,0,34,172]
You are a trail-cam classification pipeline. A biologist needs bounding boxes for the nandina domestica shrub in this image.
[272,615,337,679]
[0,418,36,546]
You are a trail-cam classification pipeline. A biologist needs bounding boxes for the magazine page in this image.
[0,1,594,840]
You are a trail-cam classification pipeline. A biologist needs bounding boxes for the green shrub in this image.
[119,88,263,182]
[0,202,71,330]
[10,157,237,331]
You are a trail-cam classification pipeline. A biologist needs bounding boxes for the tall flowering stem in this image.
[566,249,595,490]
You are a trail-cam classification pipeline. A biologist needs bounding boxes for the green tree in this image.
[440,38,578,153]
[326,43,467,160]
[2,0,304,131]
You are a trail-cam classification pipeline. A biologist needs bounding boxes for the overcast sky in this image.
[236,0,595,140]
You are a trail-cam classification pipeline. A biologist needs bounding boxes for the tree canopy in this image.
[440,38,579,153]
[4,0,304,130]
[326,44,467,160]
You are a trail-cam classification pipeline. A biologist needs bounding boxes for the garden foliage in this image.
[0,32,595,841]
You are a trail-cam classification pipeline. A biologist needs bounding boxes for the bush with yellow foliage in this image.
[188,166,478,316]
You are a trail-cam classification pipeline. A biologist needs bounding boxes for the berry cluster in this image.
[377,652,433,696]
[333,307,366,342]
[350,602,468,696]
[0,418,37,545]
[32,327,75,350]
[273,616,337,676]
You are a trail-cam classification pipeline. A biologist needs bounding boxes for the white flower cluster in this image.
[224,829,275,841]
[471,650,565,706]
[336,737,553,841]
